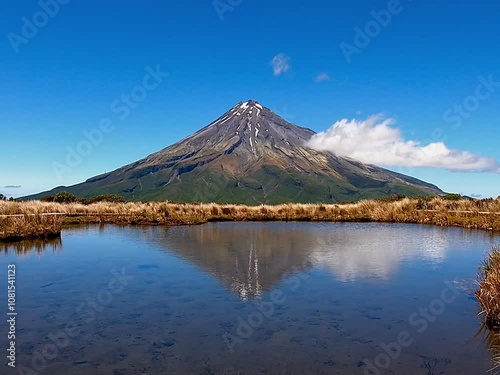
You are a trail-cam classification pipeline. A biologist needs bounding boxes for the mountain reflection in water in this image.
[1,222,497,374]
[142,222,476,299]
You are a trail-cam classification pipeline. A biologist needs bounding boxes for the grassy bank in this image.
[0,214,62,242]
[476,246,500,370]
[1,197,499,241]
[477,246,500,328]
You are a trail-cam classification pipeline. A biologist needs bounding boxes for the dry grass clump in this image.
[0,214,62,241]
[476,246,500,371]
[477,246,500,330]
[0,197,499,241]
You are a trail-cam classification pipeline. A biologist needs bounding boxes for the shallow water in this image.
[1,222,499,374]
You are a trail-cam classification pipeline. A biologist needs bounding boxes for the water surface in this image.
[1,222,498,374]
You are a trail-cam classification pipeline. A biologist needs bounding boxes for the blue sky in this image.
[1,0,499,198]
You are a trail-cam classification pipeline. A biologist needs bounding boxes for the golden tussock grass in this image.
[0,214,62,242]
[0,197,499,241]
[476,246,500,328]
[476,246,500,370]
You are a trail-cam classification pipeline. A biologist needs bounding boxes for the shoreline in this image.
[475,246,500,369]
[1,197,499,242]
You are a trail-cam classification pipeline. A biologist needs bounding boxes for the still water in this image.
[1,222,499,374]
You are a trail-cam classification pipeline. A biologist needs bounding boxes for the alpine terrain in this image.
[27,100,443,203]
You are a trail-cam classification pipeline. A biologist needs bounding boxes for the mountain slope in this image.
[26,100,442,203]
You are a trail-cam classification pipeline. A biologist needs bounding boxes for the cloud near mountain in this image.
[306,115,500,173]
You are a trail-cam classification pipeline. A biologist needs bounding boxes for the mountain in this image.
[26,100,442,203]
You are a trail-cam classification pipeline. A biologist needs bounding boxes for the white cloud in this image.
[270,53,290,76]
[315,73,331,82]
[306,115,500,173]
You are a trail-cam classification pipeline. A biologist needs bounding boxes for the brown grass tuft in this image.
[0,214,62,242]
[476,245,500,329]
[476,245,500,370]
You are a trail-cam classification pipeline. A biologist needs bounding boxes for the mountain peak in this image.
[244,99,262,107]
[232,100,264,114]
[196,99,314,158]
